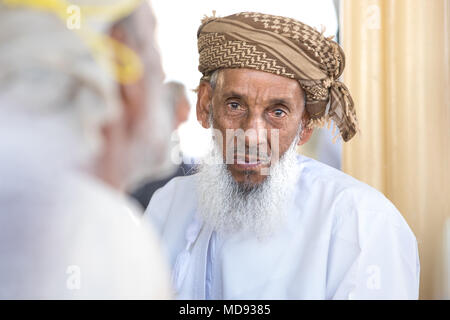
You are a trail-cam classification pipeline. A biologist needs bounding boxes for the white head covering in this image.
[0,1,173,298]
[0,0,142,162]
[0,0,171,185]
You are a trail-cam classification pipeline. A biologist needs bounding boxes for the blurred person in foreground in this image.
[145,12,420,299]
[0,0,172,299]
[132,81,193,209]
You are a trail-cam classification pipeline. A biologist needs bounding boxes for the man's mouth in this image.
[232,154,269,169]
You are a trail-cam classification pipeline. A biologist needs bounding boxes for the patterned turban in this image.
[197,12,358,142]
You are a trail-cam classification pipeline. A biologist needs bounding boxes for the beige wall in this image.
[341,0,450,299]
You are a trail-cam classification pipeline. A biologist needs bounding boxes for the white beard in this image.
[195,134,301,238]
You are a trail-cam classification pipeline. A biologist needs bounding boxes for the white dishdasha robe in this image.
[145,155,420,300]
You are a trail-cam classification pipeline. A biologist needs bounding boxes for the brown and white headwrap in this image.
[197,12,358,142]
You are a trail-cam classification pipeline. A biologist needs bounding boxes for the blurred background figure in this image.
[132,81,194,210]
[0,0,172,299]
[168,81,191,130]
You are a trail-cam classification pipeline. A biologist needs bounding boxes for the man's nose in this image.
[241,112,268,150]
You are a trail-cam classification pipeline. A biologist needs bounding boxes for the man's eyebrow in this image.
[222,91,291,103]
[222,91,246,99]
[267,98,292,106]
[221,91,294,107]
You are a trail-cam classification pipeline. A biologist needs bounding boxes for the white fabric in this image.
[0,6,122,163]
[0,168,172,299]
[145,155,420,299]
[0,109,172,299]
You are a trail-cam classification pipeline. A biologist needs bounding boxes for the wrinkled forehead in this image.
[217,68,304,102]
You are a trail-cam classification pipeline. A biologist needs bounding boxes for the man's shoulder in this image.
[299,159,419,299]
[299,155,371,190]
[145,173,198,232]
[0,171,171,299]
[297,156,413,233]
[149,173,198,203]
[299,155,390,209]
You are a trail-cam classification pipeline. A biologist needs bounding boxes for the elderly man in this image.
[0,1,171,298]
[145,12,420,300]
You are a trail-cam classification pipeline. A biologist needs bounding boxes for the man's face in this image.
[113,3,169,189]
[197,68,309,186]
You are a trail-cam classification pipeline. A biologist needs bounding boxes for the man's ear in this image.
[298,113,314,146]
[196,81,213,129]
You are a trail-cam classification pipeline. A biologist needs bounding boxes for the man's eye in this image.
[228,102,241,110]
[273,109,286,117]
